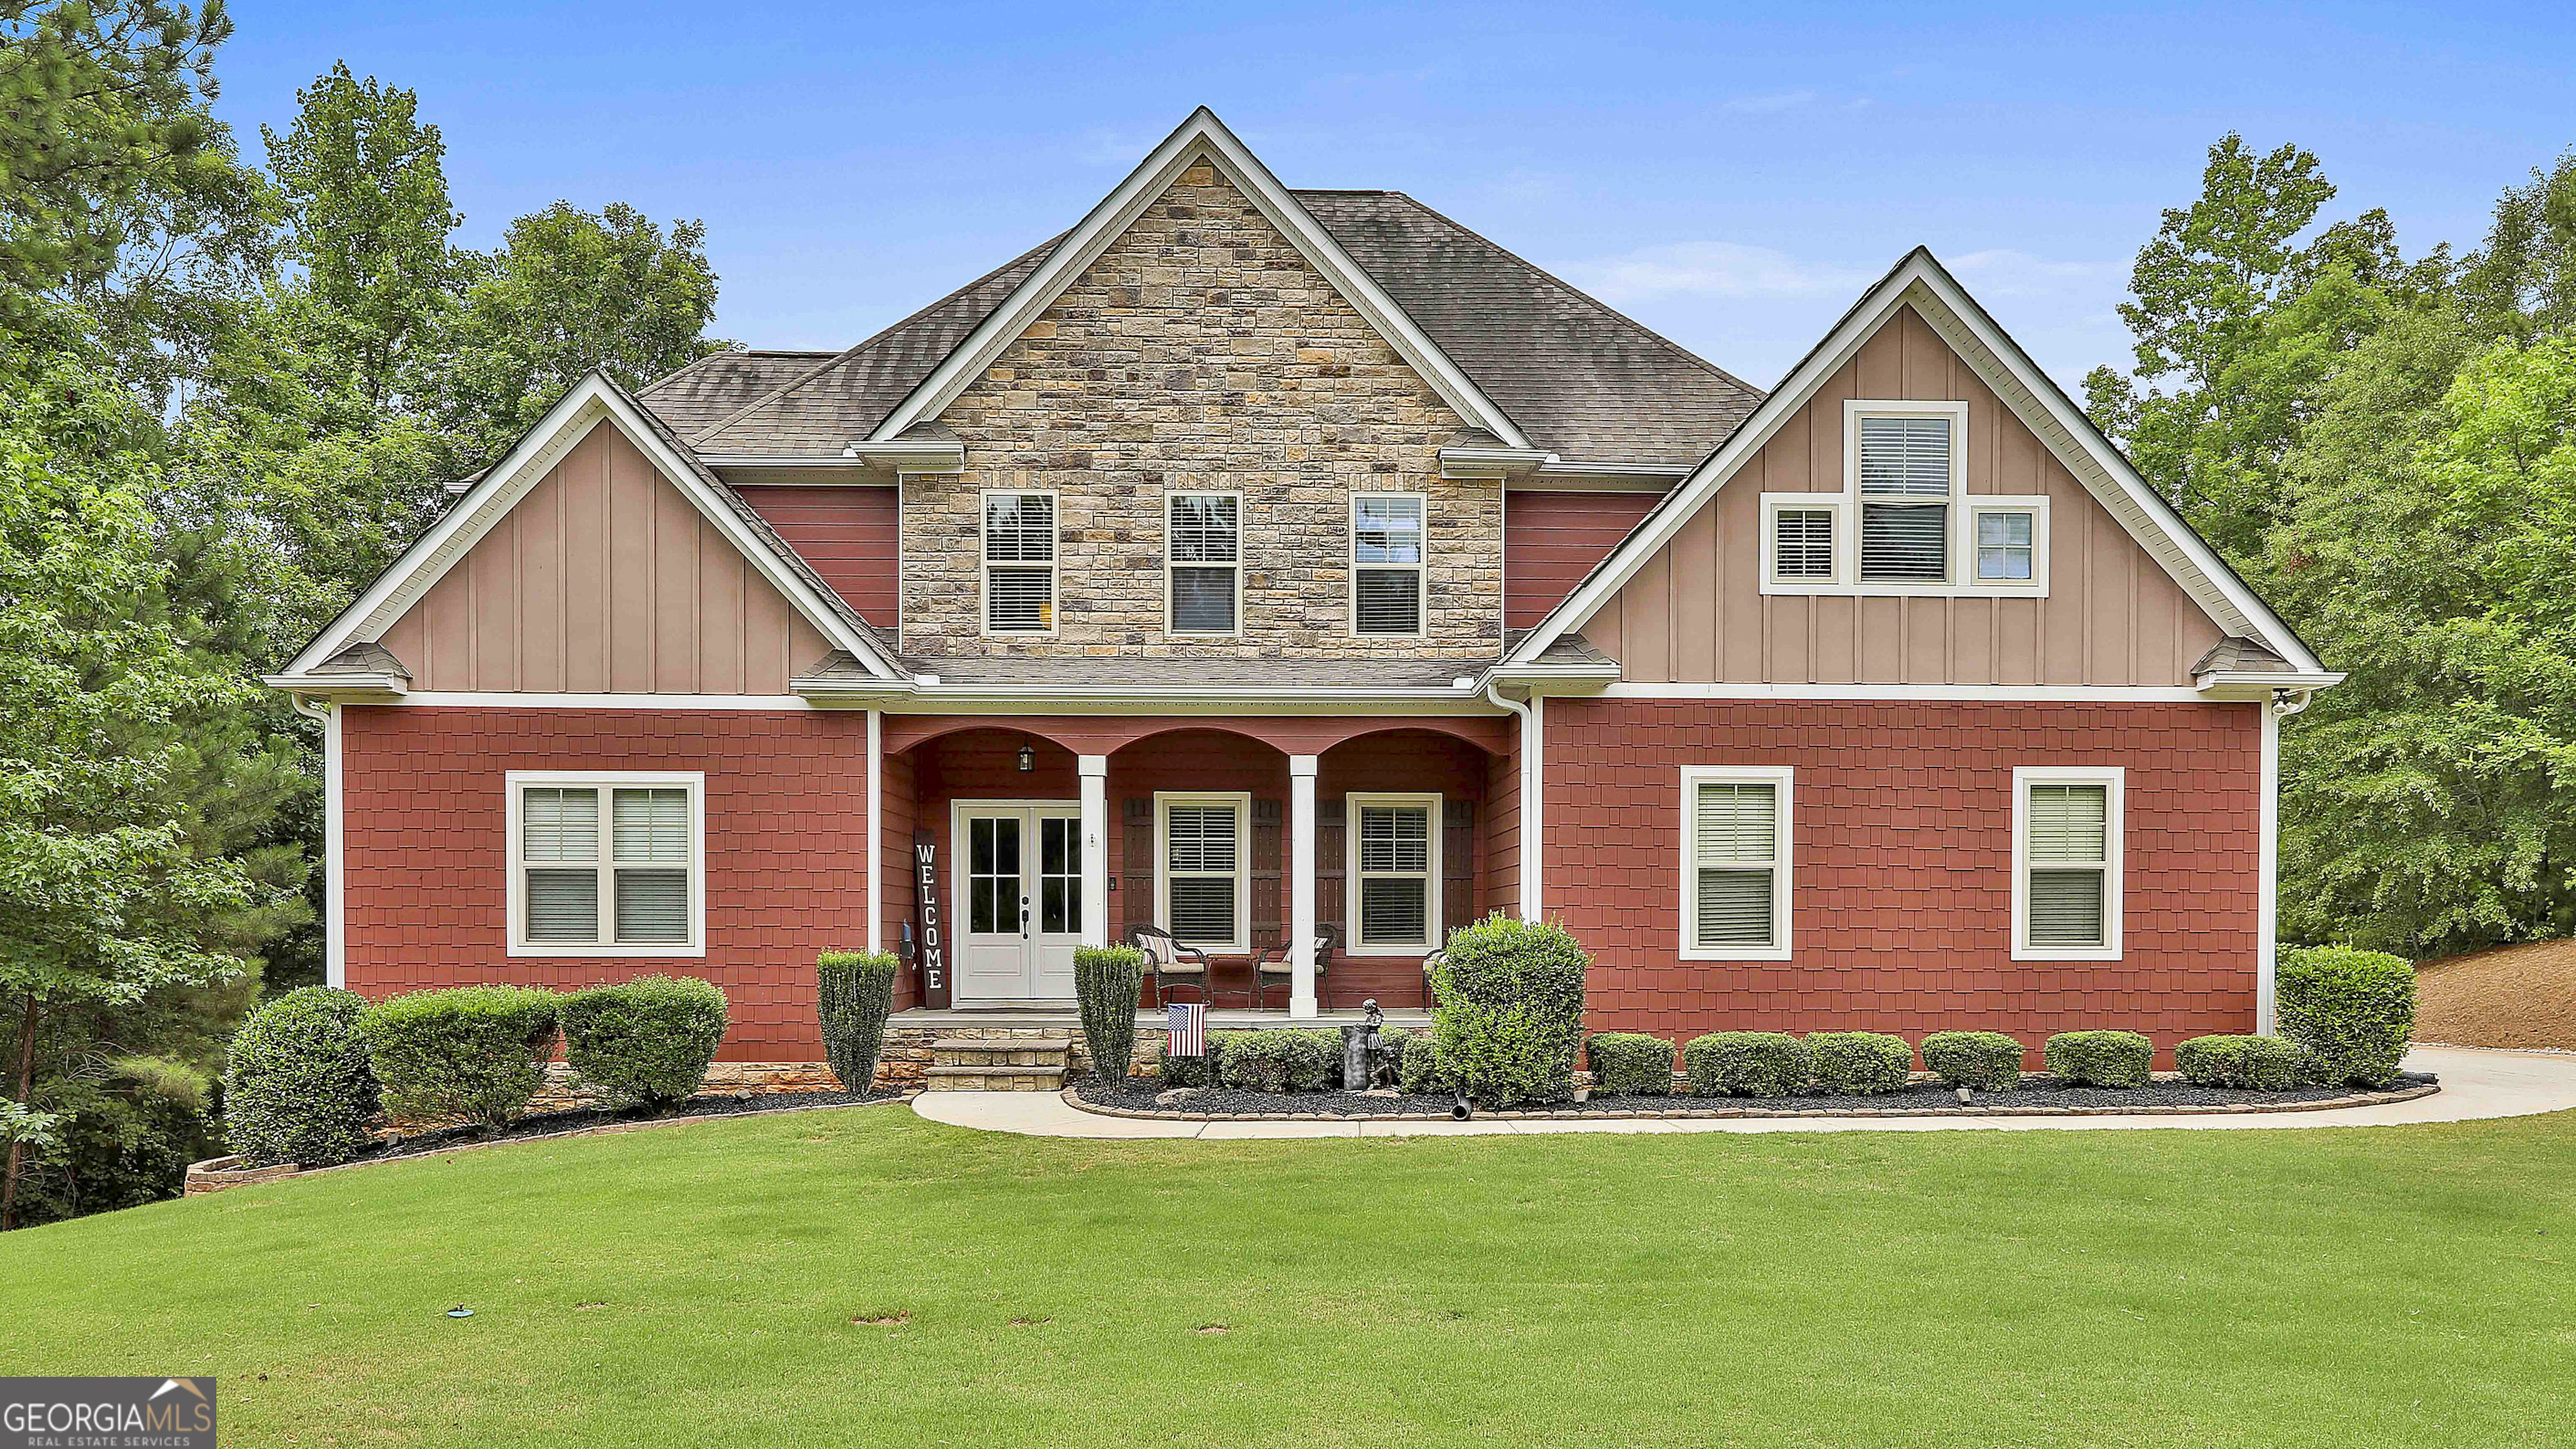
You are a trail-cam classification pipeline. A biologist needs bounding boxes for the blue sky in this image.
[210,2,2575,390]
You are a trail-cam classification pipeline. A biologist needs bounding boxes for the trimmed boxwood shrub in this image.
[1073,945,1147,1083]
[561,976,729,1107]
[1806,1032,1913,1095]
[1920,1031,2026,1092]
[359,985,561,1129]
[2044,1030,2153,1088]
[1155,1029,1226,1087]
[817,950,899,1092]
[1218,1029,1339,1093]
[224,987,381,1167]
[2175,1034,2305,1090]
[1428,915,1590,1106]
[1585,1033,1677,1096]
[1681,1032,1812,1097]
[1396,1031,1453,1095]
[2278,945,2417,1087]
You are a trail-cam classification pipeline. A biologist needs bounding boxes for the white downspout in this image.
[290,694,345,988]
[2256,687,2315,1035]
[1483,681,1541,921]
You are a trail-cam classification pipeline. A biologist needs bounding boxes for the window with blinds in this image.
[1167,493,1240,635]
[513,778,698,950]
[983,492,1056,633]
[1682,771,1791,957]
[1161,798,1244,947]
[2024,781,2112,950]
[1351,796,1436,950]
[1772,506,1835,581]
[1351,493,1425,635]
[1856,412,1954,583]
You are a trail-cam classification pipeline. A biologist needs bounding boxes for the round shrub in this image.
[1920,1031,2026,1092]
[1074,945,1146,1083]
[2174,1034,2305,1090]
[1681,1032,1812,1097]
[1585,1033,1677,1096]
[2277,945,2416,1087]
[817,950,899,1092]
[1155,1029,1225,1087]
[359,985,561,1129]
[1218,1029,1338,1094]
[1428,915,1590,1106]
[561,976,728,1108]
[223,987,381,1167]
[1397,1032,1454,1095]
[2044,1030,2153,1088]
[1806,1032,1913,1095]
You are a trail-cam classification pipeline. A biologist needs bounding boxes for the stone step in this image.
[921,1065,1067,1093]
[931,1037,1072,1068]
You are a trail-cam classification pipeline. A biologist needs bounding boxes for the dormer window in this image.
[1167,492,1241,635]
[1351,492,1425,636]
[1856,411,1956,583]
[1758,400,2048,596]
[983,491,1056,635]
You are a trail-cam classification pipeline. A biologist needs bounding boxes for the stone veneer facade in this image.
[899,162,1504,659]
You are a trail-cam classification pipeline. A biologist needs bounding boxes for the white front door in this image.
[952,802,1085,1003]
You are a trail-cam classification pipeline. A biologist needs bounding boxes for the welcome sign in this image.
[912,828,949,1008]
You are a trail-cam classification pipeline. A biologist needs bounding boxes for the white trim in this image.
[1288,756,1319,1017]
[1508,251,2325,677]
[1758,495,1845,589]
[867,709,884,954]
[2011,765,2124,962]
[369,692,817,709]
[504,770,708,958]
[980,488,1059,638]
[1155,791,1253,953]
[279,373,899,684]
[1603,683,2222,702]
[1163,489,1244,638]
[322,702,345,988]
[1078,757,1110,951]
[1966,497,2052,593]
[1525,690,1544,920]
[1351,490,1428,639]
[869,108,1530,449]
[949,797,1087,1003]
[1344,792,1442,955]
[2257,706,2280,1034]
[1678,765,1794,961]
[1846,400,1969,592]
[1753,402,2052,599]
[1438,446,1551,479]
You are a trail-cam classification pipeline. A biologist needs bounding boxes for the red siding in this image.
[341,706,871,1061]
[1505,489,1662,630]
[733,484,899,625]
[1542,698,2262,1061]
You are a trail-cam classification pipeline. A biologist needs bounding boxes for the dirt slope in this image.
[2413,939,2576,1050]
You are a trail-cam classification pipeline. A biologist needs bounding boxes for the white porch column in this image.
[322,700,345,988]
[1078,755,1109,949]
[1289,755,1320,1019]
[2255,702,2281,1034]
[1522,692,1544,922]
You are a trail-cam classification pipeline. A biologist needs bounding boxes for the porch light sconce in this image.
[1016,741,1036,772]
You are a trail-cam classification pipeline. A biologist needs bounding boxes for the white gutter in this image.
[1483,680,1542,921]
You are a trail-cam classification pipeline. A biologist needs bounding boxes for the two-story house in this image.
[265,110,2339,1079]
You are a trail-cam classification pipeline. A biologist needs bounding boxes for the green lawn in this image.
[6,1105,2573,1447]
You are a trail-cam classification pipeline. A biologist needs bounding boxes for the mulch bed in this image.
[1069,1074,2440,1120]
[2416,938,2576,1052]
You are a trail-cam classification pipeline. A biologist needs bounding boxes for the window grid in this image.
[983,491,1057,634]
[1159,795,1246,950]
[509,773,701,956]
[1166,492,1241,636]
[1350,794,1438,951]
[1679,768,1793,961]
[2013,768,2122,961]
[1351,493,1426,636]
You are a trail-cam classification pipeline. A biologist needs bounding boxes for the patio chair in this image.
[1128,923,1212,1008]
[1420,941,1448,1010]
[1251,923,1338,1011]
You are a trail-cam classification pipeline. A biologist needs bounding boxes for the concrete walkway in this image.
[909,1046,2576,1139]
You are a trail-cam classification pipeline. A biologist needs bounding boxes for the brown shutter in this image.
[1250,798,1283,950]
[1443,798,1477,940]
[1121,798,1154,940]
[1316,798,1346,948]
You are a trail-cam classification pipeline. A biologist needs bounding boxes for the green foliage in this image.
[357,986,559,1129]
[2174,1034,2307,1090]
[221,986,377,1165]
[815,951,897,1093]
[2276,946,2417,1087]
[1216,1030,1338,1094]
[1583,1033,1675,1096]
[1919,1032,2026,1092]
[559,977,727,1108]
[1680,1032,1812,1097]
[1152,1034,1220,1088]
[2043,1031,2154,1088]
[1805,1032,1913,1096]
[1427,915,1588,1106]
[1072,946,1143,1084]
[1395,1031,1452,1095]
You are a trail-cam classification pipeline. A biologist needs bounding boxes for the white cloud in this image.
[1551,241,1879,305]
[1944,248,2118,297]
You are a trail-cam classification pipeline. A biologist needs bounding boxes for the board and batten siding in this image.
[1579,305,2224,687]
[378,423,832,693]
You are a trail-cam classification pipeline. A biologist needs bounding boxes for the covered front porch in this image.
[878,713,1519,1019]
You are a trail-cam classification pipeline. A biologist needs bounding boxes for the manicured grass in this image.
[6,1105,2574,1446]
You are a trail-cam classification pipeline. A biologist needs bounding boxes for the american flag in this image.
[1167,1002,1206,1058]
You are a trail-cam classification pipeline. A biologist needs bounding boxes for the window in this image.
[2013,767,2123,961]
[507,772,703,955]
[983,491,1056,634]
[1762,499,1841,583]
[1679,767,1793,961]
[1351,493,1425,635]
[1157,793,1248,950]
[1969,500,2049,590]
[1166,492,1240,635]
[1856,411,1956,583]
[1761,402,2049,596]
[1349,793,1440,952]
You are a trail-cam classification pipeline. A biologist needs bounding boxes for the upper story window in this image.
[1167,492,1241,635]
[1759,400,2048,596]
[983,491,1056,635]
[1351,492,1425,636]
[509,772,703,956]
[2013,767,2123,961]
[1679,766,1793,961]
